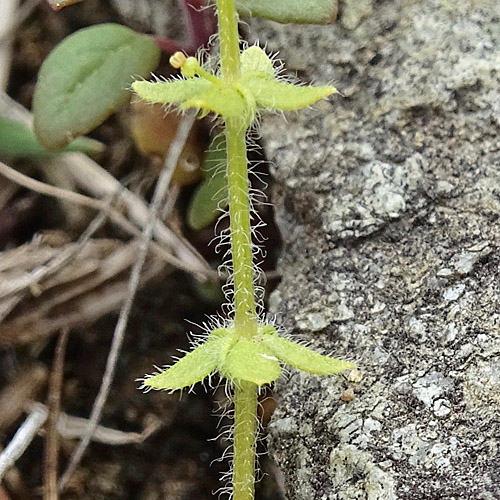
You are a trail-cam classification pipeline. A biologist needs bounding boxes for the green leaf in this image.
[132,78,211,105]
[188,134,228,230]
[143,340,218,391]
[182,85,248,119]
[241,46,275,77]
[142,328,235,391]
[261,333,355,375]
[33,23,160,150]
[220,338,281,385]
[244,77,336,111]
[236,0,338,25]
[0,117,104,159]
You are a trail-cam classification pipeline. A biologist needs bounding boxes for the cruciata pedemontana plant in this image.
[133,0,356,498]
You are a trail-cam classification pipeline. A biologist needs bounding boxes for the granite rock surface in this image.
[248,1,500,498]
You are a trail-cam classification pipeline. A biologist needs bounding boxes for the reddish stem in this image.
[152,0,217,56]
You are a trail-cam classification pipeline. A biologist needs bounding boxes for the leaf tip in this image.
[340,360,357,372]
[326,85,337,96]
[131,80,149,96]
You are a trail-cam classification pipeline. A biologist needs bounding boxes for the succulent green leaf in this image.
[244,77,336,111]
[33,23,160,150]
[236,0,338,25]
[241,46,275,78]
[188,134,228,230]
[143,339,220,391]
[182,86,248,119]
[132,78,211,105]
[0,117,104,159]
[261,334,356,375]
[221,338,281,385]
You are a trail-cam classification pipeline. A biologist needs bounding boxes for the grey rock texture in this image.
[248,0,500,498]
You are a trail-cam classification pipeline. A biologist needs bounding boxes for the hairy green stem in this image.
[217,1,259,498]
[225,118,257,335]
[217,0,241,81]
[217,0,257,334]
[233,381,258,500]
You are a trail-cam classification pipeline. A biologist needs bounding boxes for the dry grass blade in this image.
[0,404,48,480]
[0,187,113,323]
[44,328,69,500]
[0,0,40,44]
[0,238,166,348]
[0,161,207,276]
[0,0,20,89]
[58,110,198,491]
[56,413,162,445]
[0,466,32,500]
[0,365,47,431]
[0,89,28,120]
[50,153,210,275]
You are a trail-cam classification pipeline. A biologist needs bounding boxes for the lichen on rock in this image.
[249,0,500,498]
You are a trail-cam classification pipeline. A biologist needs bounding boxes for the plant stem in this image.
[233,381,258,500]
[217,0,257,335]
[216,2,259,498]
[216,0,241,81]
[225,118,257,335]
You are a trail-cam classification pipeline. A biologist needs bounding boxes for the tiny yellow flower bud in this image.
[182,57,200,78]
[169,51,187,69]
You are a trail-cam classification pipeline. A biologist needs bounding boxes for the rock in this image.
[442,284,466,302]
[339,0,374,30]
[249,0,500,498]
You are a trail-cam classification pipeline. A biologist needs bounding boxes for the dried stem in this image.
[44,328,69,500]
[0,405,48,480]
